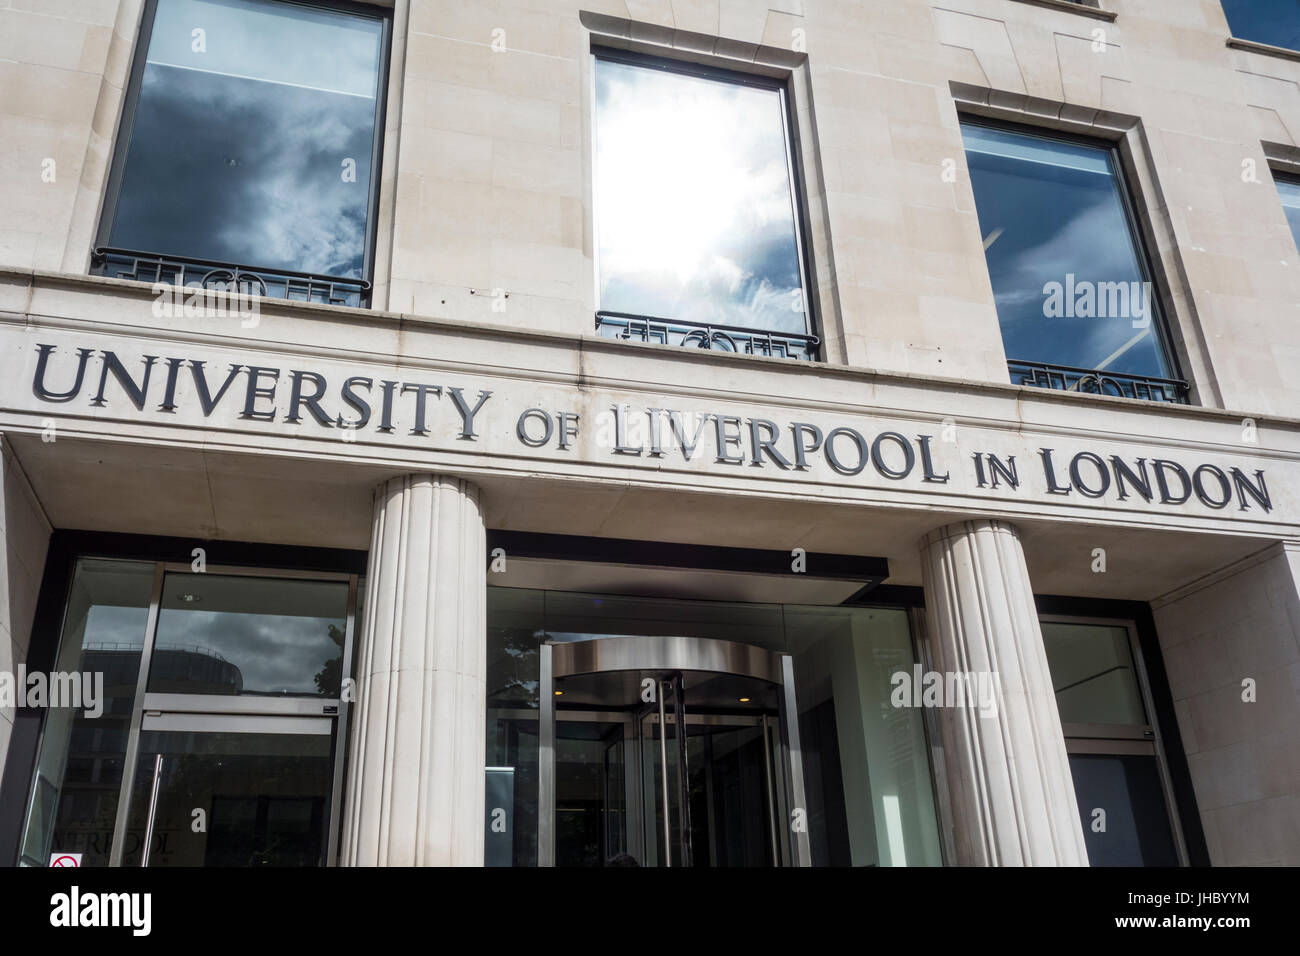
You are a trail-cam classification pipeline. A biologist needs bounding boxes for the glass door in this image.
[644,711,784,868]
[19,558,358,868]
[552,711,635,866]
[121,714,334,866]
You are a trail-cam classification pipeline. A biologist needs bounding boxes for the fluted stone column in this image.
[919,519,1088,866]
[341,474,486,866]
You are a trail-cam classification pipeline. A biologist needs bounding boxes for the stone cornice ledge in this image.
[1004,0,1116,22]
[1227,36,1300,64]
[2,266,1297,432]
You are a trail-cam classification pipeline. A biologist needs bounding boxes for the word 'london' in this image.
[30,344,1272,514]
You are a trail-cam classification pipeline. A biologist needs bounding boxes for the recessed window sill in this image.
[1005,0,1116,22]
[1226,36,1300,65]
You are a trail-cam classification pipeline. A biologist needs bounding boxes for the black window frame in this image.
[960,115,1191,404]
[92,0,392,309]
[590,46,822,362]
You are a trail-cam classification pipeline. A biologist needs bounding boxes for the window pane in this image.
[485,588,543,867]
[107,0,383,277]
[961,123,1171,378]
[1221,0,1300,51]
[1068,753,1179,866]
[124,730,332,866]
[595,57,807,334]
[19,559,154,867]
[1275,173,1300,250]
[784,605,943,867]
[147,573,347,698]
[1041,621,1148,726]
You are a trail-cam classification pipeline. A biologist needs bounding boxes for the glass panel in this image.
[484,587,944,867]
[123,730,332,866]
[604,731,627,860]
[18,559,154,867]
[643,713,682,867]
[554,719,627,866]
[107,0,384,277]
[594,56,808,334]
[1040,621,1148,726]
[484,588,544,867]
[1068,753,1179,866]
[960,122,1172,378]
[784,605,943,866]
[687,723,774,867]
[1275,173,1300,251]
[147,573,347,698]
[1221,1,1300,51]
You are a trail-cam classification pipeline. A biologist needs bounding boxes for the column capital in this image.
[920,517,1022,551]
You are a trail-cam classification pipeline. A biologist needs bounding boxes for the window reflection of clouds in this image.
[149,574,348,697]
[154,608,343,695]
[82,606,149,649]
[108,0,381,278]
[962,124,1170,378]
[595,59,806,333]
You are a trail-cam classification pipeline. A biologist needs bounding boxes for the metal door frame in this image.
[538,634,811,866]
[104,563,357,867]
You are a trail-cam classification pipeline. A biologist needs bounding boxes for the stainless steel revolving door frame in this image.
[538,635,812,867]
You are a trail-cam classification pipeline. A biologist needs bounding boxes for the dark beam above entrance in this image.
[485,530,889,590]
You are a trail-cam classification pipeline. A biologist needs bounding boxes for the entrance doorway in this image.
[538,636,811,866]
[15,559,356,868]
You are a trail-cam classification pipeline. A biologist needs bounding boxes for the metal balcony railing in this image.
[92,247,371,308]
[596,310,819,361]
[1009,359,1190,404]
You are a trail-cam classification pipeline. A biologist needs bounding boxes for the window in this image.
[1040,618,1183,866]
[1222,1,1300,52]
[960,121,1187,402]
[18,558,358,867]
[95,0,388,307]
[1273,171,1300,250]
[17,560,153,868]
[593,51,816,360]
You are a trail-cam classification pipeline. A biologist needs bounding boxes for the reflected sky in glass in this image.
[1221,0,1300,51]
[961,123,1171,378]
[150,574,347,697]
[108,0,382,278]
[1275,173,1300,250]
[595,58,807,333]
